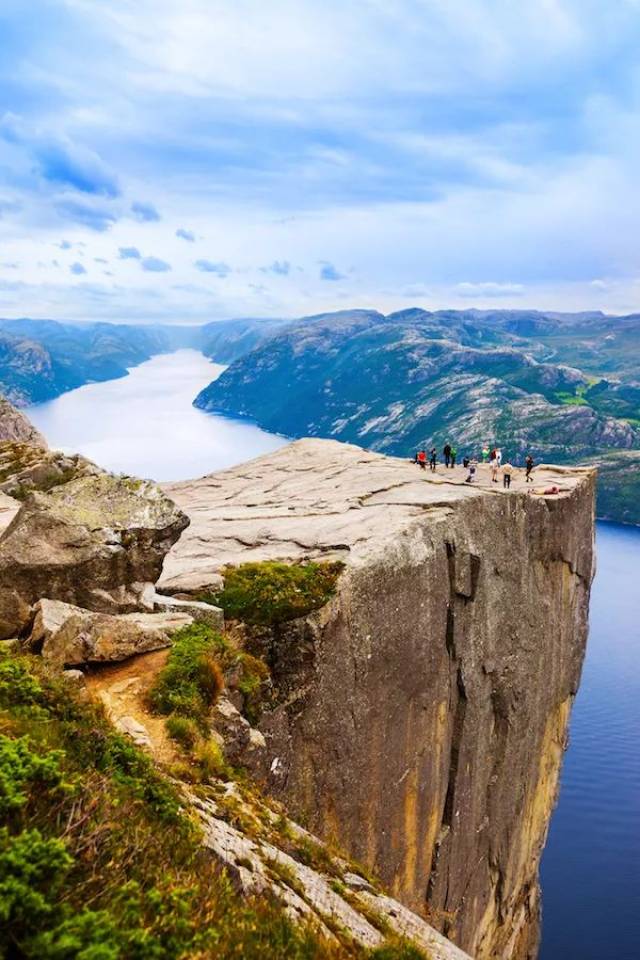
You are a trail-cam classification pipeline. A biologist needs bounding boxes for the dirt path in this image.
[85,649,178,765]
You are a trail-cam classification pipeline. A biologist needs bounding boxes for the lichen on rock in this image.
[0,468,189,639]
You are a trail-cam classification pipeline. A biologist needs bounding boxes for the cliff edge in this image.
[162,439,596,960]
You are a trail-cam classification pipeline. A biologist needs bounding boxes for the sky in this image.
[2,0,640,322]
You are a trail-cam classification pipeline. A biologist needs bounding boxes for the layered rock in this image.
[163,438,595,960]
[0,471,189,639]
[192,786,472,960]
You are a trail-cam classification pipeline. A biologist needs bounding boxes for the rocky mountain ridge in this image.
[192,307,640,523]
[0,316,286,404]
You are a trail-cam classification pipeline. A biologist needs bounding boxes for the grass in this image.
[369,945,429,960]
[148,624,224,726]
[206,560,344,626]
[164,715,199,749]
[0,649,354,960]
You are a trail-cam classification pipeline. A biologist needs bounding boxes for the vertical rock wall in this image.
[163,440,596,959]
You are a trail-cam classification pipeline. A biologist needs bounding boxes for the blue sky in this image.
[2,0,640,321]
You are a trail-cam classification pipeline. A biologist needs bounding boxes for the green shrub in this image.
[164,716,199,750]
[0,657,45,709]
[236,652,271,724]
[147,624,224,725]
[210,560,344,626]
[194,738,227,780]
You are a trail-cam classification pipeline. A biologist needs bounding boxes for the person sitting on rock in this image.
[502,462,513,488]
[465,459,477,483]
[462,456,470,468]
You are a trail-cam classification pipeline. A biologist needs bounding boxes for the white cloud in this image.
[456,281,525,298]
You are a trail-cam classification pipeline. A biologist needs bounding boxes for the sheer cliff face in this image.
[163,439,595,960]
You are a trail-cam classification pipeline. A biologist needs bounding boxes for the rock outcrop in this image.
[0,395,46,446]
[192,786,473,960]
[163,438,595,960]
[0,441,100,500]
[0,471,189,639]
[28,598,194,666]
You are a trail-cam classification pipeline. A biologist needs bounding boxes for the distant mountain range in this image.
[193,308,640,524]
[2,309,639,523]
[0,317,286,405]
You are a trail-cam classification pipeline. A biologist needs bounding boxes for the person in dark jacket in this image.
[525,454,534,482]
[429,447,437,471]
[443,442,452,467]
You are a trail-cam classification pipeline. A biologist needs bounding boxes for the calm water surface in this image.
[27,349,286,481]
[540,521,640,960]
[27,352,640,958]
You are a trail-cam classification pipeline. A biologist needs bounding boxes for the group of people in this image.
[414,444,457,472]
[413,443,535,487]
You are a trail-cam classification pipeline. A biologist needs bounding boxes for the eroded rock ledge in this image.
[162,439,596,960]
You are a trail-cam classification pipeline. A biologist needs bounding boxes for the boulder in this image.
[0,472,189,639]
[28,598,193,666]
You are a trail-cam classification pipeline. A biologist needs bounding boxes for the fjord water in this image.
[540,521,640,960]
[27,350,640,958]
[27,349,286,481]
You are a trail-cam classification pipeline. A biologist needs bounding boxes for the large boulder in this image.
[28,598,193,665]
[0,472,189,639]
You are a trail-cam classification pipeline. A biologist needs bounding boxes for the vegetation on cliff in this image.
[210,561,344,626]
[148,624,224,724]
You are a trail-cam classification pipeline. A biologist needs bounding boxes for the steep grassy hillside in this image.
[0,647,431,960]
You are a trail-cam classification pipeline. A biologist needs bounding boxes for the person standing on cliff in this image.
[482,444,490,463]
[525,454,534,482]
[429,447,437,471]
[450,445,457,468]
[502,462,513,488]
[443,442,452,467]
[417,449,427,470]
